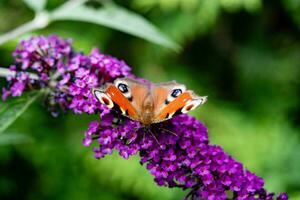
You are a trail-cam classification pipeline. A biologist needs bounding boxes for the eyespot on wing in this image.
[181,96,207,113]
[93,89,114,109]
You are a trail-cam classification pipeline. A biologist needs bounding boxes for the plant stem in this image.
[0,0,85,46]
[0,67,38,80]
[0,12,49,46]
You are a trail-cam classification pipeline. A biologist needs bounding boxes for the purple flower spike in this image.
[68,48,131,114]
[2,35,288,200]
[2,35,131,116]
[86,112,288,200]
[2,35,72,101]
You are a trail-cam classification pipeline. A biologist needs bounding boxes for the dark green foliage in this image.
[0,0,299,199]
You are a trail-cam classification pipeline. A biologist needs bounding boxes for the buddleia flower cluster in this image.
[1,35,131,116]
[1,35,288,200]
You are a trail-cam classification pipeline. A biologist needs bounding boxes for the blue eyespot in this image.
[171,89,182,98]
[118,83,128,93]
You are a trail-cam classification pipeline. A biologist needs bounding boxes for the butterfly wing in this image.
[93,78,149,121]
[152,81,207,123]
[93,78,207,124]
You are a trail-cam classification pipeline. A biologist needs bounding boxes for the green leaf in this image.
[0,92,39,133]
[50,1,180,51]
[23,0,47,12]
[0,133,33,145]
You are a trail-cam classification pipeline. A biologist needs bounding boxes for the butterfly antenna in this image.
[147,128,162,148]
[142,127,146,143]
[127,127,140,144]
[158,127,178,137]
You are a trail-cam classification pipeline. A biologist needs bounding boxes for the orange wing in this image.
[157,92,193,120]
[105,85,138,119]
[152,81,207,123]
[93,78,150,122]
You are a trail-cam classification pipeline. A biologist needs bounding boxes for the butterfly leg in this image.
[147,128,162,149]
[142,128,146,143]
[127,127,139,144]
[157,126,178,137]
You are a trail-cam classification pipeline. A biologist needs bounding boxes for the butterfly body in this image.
[140,95,155,125]
[93,78,207,125]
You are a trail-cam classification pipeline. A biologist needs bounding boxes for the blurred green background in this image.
[0,0,300,199]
